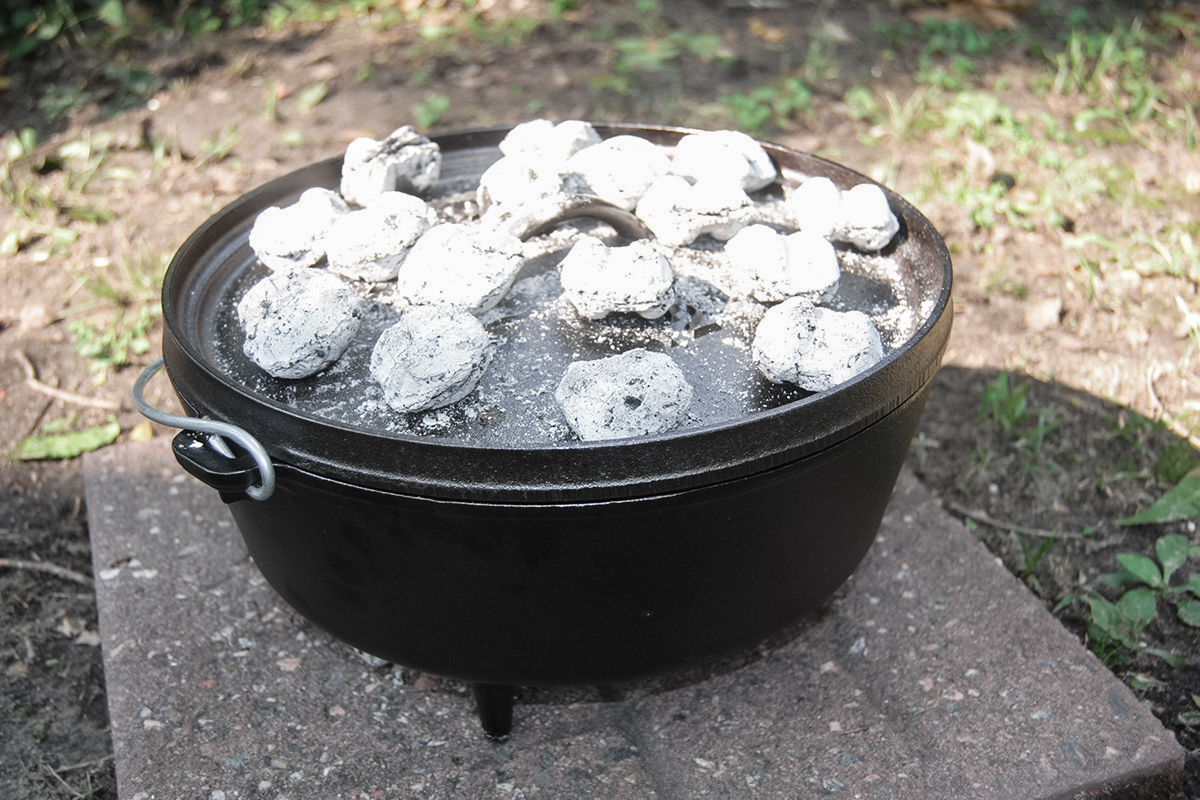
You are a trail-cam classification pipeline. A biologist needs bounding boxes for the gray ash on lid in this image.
[222,123,925,446]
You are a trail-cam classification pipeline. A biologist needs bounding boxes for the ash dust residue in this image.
[214,211,927,446]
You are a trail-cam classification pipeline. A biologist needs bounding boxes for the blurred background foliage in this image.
[3,0,279,60]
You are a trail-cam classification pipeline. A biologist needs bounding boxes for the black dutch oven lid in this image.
[161,124,953,504]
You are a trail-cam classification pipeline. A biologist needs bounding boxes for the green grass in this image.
[69,304,158,381]
[67,246,168,382]
[0,128,134,261]
[195,124,241,168]
[3,0,544,59]
[3,117,167,384]
[722,78,812,137]
[591,29,728,100]
[973,372,1061,487]
[412,94,451,129]
[876,18,1016,57]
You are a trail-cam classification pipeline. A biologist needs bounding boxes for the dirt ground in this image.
[2,1,1199,797]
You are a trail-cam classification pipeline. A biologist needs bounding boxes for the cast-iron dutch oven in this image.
[135,123,953,737]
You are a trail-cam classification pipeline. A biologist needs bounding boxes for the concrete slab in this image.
[84,438,1185,800]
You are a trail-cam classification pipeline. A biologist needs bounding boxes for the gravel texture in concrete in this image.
[85,438,1184,799]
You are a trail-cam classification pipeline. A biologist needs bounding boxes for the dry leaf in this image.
[748,18,788,44]
[908,0,1031,32]
[75,630,101,647]
[276,656,302,672]
[410,671,438,691]
[56,617,81,637]
[129,421,153,442]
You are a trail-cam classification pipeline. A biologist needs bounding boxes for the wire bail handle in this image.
[132,358,276,500]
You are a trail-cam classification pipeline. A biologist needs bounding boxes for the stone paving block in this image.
[84,438,1184,800]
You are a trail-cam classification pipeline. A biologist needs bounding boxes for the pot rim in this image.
[161,122,953,503]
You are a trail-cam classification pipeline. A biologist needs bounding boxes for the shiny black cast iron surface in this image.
[228,381,930,735]
[157,124,953,736]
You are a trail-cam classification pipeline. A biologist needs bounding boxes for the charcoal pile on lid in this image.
[229,121,912,444]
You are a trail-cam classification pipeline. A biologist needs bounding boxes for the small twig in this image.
[943,500,1094,540]
[0,557,94,587]
[38,760,86,800]
[14,349,120,412]
[1146,365,1164,419]
[54,755,114,774]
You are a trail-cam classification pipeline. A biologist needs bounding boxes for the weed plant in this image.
[413,94,451,129]
[1059,534,1200,668]
[65,245,167,382]
[722,79,812,137]
[592,29,727,106]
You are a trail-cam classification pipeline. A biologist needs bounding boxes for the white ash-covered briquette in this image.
[752,296,884,392]
[498,119,602,163]
[669,129,778,193]
[478,120,601,218]
[558,236,675,321]
[476,156,590,216]
[247,188,350,271]
[785,176,841,241]
[724,224,840,304]
[834,183,900,251]
[635,175,755,247]
[237,268,361,380]
[563,134,671,211]
[340,126,442,207]
[392,223,525,314]
[555,348,693,441]
[478,157,558,211]
[786,178,900,252]
[324,192,438,283]
[369,305,493,413]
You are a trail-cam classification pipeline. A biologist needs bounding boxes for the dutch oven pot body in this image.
[157,123,953,695]
[222,383,928,688]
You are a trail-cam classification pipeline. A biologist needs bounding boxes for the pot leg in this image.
[473,683,516,739]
